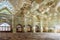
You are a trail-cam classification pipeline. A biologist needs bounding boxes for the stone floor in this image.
[0,32,60,40]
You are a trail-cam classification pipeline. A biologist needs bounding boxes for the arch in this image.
[0,1,15,14]
[0,7,12,14]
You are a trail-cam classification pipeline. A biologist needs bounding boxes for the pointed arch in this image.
[0,1,15,14]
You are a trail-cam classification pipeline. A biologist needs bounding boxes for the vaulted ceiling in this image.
[0,0,60,26]
[0,0,60,14]
[0,0,51,14]
[0,0,24,14]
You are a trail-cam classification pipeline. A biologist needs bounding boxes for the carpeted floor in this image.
[0,32,60,40]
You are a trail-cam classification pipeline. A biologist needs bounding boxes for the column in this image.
[33,15,36,33]
[40,15,43,33]
[12,14,16,33]
[24,14,27,32]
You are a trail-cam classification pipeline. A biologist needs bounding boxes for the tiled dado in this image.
[0,33,60,40]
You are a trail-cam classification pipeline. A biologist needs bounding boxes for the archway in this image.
[0,8,12,32]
